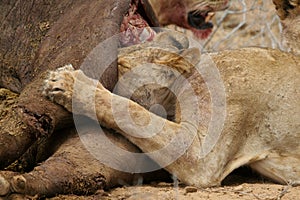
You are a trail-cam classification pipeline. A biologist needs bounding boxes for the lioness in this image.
[42,2,300,188]
[148,0,229,39]
[273,0,300,55]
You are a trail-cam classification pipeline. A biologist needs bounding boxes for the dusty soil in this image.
[44,164,300,199]
[9,181,300,200]
[48,177,300,200]
[104,184,299,200]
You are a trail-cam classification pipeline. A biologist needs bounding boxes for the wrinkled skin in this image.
[0,0,139,198]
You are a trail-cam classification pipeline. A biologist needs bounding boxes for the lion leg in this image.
[42,65,184,154]
[250,153,300,185]
[42,65,208,187]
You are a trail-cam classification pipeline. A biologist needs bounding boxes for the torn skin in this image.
[120,0,157,47]
[119,0,214,45]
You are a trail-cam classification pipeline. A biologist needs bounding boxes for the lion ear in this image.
[154,31,190,50]
[180,47,201,66]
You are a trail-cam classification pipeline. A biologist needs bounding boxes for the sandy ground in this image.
[48,175,300,200]
[100,183,299,200]
[45,168,300,200]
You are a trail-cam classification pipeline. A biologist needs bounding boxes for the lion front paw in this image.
[43,64,76,112]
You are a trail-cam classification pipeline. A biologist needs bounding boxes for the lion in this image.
[147,0,229,39]
[273,0,300,55]
[42,2,300,188]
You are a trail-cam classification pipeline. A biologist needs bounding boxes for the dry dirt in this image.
[48,174,300,200]
[102,183,299,200]
[6,182,300,200]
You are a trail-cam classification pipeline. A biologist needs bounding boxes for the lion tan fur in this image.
[273,0,300,54]
[41,0,300,188]
[43,30,300,186]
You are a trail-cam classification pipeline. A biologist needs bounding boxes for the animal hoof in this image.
[11,175,26,194]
